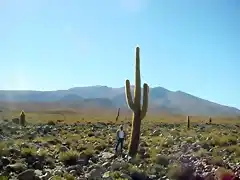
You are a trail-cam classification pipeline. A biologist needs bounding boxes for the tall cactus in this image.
[125,46,149,157]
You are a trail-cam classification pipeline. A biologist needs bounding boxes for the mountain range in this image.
[0,86,239,116]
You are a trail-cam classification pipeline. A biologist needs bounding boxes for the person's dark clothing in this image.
[115,138,124,152]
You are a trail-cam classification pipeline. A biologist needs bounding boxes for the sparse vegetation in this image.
[0,110,239,179]
[59,150,79,166]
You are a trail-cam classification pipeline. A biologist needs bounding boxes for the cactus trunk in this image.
[128,111,141,157]
[125,46,149,157]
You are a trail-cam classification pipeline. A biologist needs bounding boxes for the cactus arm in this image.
[125,80,135,111]
[140,83,149,120]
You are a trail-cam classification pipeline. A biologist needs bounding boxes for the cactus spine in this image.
[20,110,25,126]
[187,115,190,129]
[125,46,149,157]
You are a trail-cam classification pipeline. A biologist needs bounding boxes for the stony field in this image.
[0,115,239,180]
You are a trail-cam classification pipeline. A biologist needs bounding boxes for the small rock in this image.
[130,171,147,180]
[111,161,122,171]
[102,162,111,168]
[101,152,115,159]
[17,169,35,180]
[121,173,133,180]
[86,167,104,180]
[59,145,69,152]
[33,161,43,170]
[39,171,51,180]
[53,169,63,176]
[1,157,10,166]
[7,163,27,172]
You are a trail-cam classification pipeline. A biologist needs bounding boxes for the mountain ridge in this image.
[0,85,239,116]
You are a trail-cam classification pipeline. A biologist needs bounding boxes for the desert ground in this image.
[0,109,239,180]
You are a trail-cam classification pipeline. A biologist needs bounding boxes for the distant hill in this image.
[0,86,239,116]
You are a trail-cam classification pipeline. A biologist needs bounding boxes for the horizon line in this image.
[0,85,172,92]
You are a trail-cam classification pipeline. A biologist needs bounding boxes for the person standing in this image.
[115,125,126,153]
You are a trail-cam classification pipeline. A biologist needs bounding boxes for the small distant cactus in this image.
[209,117,212,124]
[125,46,149,157]
[115,108,120,122]
[20,110,26,126]
[187,115,190,129]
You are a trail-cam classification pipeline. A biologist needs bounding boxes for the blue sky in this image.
[0,0,239,108]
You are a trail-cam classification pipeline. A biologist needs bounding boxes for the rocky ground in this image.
[0,119,239,180]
